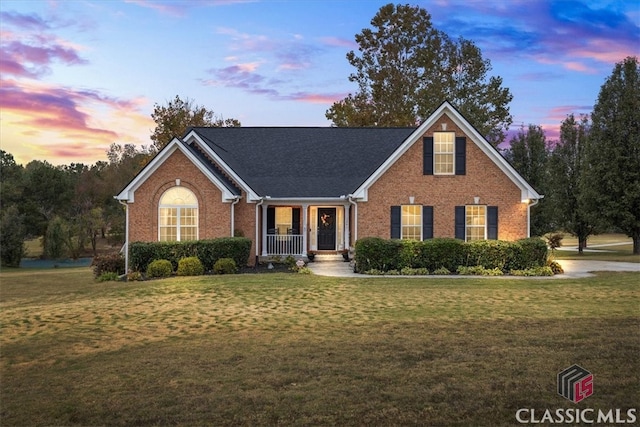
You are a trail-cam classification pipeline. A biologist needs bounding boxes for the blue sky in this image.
[1,0,638,165]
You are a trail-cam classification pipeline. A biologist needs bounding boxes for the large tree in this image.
[326,3,513,146]
[582,56,640,254]
[151,95,241,150]
[504,124,551,236]
[547,114,597,253]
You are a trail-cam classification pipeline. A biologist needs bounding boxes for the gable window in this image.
[423,135,466,175]
[159,187,198,241]
[434,132,455,174]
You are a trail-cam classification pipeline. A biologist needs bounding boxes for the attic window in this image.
[434,132,455,175]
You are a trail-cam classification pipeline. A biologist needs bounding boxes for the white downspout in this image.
[255,198,264,262]
[348,195,358,246]
[527,199,540,238]
[117,199,129,273]
[230,196,241,236]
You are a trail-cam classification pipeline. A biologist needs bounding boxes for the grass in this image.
[1,268,639,426]
[549,233,639,263]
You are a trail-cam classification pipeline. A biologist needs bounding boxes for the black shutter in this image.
[455,206,465,240]
[423,136,434,175]
[455,137,466,175]
[292,208,301,234]
[487,206,498,240]
[390,206,401,239]
[267,207,275,233]
[422,206,433,240]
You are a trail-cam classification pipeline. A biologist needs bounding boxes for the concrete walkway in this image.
[306,259,639,279]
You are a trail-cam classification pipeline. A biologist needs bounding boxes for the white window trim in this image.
[434,131,455,175]
[158,187,199,242]
[465,205,487,242]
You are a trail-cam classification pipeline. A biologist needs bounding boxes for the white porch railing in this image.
[266,234,304,255]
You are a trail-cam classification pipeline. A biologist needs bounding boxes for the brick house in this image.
[116,101,542,268]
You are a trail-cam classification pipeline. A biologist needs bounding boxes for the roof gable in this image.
[115,138,241,202]
[352,101,543,202]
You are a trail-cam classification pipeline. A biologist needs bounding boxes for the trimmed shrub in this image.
[413,238,466,272]
[146,259,173,278]
[433,266,451,275]
[213,258,237,274]
[354,237,403,272]
[129,237,251,272]
[466,240,511,270]
[177,256,204,276]
[515,238,548,268]
[92,253,125,277]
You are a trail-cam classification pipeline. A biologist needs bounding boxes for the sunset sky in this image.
[1,0,638,166]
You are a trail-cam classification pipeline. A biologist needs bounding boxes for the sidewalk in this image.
[306,259,639,279]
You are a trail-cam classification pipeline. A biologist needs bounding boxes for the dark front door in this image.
[317,208,336,250]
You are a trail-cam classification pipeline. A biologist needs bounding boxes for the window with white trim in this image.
[401,205,422,240]
[466,205,486,242]
[434,132,455,174]
[159,187,198,241]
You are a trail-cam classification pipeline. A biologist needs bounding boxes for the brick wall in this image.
[358,114,529,241]
[128,149,231,242]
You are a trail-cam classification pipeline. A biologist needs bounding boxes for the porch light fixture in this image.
[474,196,480,204]
[409,196,415,204]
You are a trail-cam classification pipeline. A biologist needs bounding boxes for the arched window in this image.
[158,187,198,241]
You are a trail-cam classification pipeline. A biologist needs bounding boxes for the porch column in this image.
[261,203,268,256]
[302,204,308,256]
[344,204,351,250]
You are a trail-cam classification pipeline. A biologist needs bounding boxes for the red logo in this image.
[558,365,593,403]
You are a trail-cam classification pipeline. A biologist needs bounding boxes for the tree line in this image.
[1,4,638,267]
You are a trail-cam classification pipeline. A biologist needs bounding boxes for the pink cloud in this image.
[319,36,358,49]
[287,92,347,104]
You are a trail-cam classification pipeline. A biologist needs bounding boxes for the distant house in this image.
[116,101,542,268]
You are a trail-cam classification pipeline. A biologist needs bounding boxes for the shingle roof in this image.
[188,127,416,198]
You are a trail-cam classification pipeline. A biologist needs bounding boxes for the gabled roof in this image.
[186,127,416,199]
[117,101,542,203]
[115,138,241,202]
[353,101,543,202]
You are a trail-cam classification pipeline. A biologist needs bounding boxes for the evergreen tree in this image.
[548,114,597,253]
[0,205,26,267]
[582,57,640,254]
[504,124,551,236]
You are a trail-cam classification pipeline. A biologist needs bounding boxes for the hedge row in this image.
[129,237,251,272]
[354,237,547,273]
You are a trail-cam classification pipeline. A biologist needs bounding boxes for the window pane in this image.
[434,132,455,174]
[275,207,293,235]
[159,187,198,242]
[466,205,486,241]
[401,205,421,240]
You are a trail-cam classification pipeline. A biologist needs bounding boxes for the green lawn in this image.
[1,268,638,426]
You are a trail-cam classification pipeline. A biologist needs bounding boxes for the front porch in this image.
[259,202,354,257]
